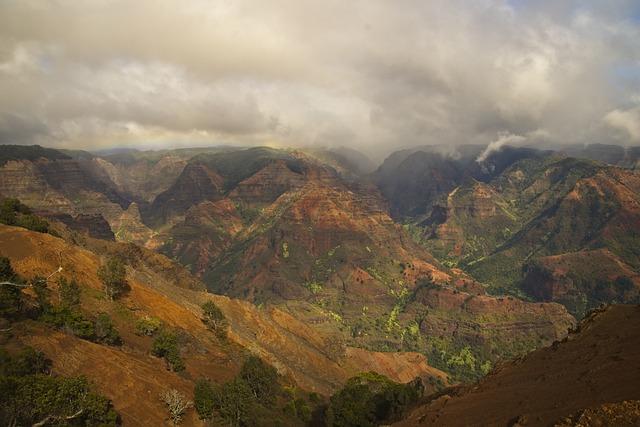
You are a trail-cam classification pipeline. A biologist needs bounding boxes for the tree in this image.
[30,276,51,315]
[0,257,22,318]
[239,355,279,403]
[97,257,127,301]
[95,313,121,345]
[0,374,119,426]
[194,378,216,420]
[213,378,254,427]
[201,301,226,334]
[327,372,423,427]
[58,277,81,308]
[152,330,185,372]
[161,389,192,426]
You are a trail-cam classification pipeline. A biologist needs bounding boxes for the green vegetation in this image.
[0,346,119,426]
[326,372,424,427]
[41,306,122,346]
[239,355,279,403]
[152,330,185,372]
[98,257,128,301]
[135,315,162,336]
[194,355,313,426]
[0,257,22,318]
[426,337,495,383]
[201,300,227,335]
[58,277,81,308]
[194,378,217,420]
[0,198,49,233]
[95,313,122,345]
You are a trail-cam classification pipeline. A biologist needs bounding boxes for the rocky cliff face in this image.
[422,181,518,261]
[92,155,188,202]
[0,158,131,230]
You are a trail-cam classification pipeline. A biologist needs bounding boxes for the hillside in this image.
[0,224,448,425]
[395,304,640,427]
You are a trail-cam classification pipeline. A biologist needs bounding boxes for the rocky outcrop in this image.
[229,160,307,205]
[148,162,224,225]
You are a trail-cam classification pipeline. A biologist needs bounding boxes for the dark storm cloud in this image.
[0,0,638,152]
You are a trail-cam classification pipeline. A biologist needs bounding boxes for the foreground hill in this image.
[396,304,640,427]
[0,224,447,425]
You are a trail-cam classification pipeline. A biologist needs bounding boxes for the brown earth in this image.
[395,305,640,427]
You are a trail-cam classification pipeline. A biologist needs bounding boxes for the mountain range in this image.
[1,142,639,425]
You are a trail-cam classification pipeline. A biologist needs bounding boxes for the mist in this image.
[0,0,639,155]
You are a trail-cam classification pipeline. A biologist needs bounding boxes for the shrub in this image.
[135,316,162,336]
[239,355,280,403]
[15,214,49,233]
[284,397,311,422]
[97,257,127,301]
[40,307,95,341]
[0,198,28,226]
[201,301,226,334]
[194,378,216,420]
[152,330,185,372]
[0,257,22,318]
[58,277,81,308]
[95,313,121,346]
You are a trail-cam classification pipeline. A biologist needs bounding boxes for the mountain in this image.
[396,304,640,427]
[146,147,574,383]
[377,146,640,317]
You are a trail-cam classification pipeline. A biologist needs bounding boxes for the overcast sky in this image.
[0,0,639,154]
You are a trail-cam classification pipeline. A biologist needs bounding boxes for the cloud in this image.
[604,107,640,142]
[0,0,638,153]
[477,132,527,162]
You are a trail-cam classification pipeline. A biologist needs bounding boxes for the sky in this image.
[0,0,639,155]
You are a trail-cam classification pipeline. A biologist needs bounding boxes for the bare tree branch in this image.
[32,409,84,427]
[0,281,31,288]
